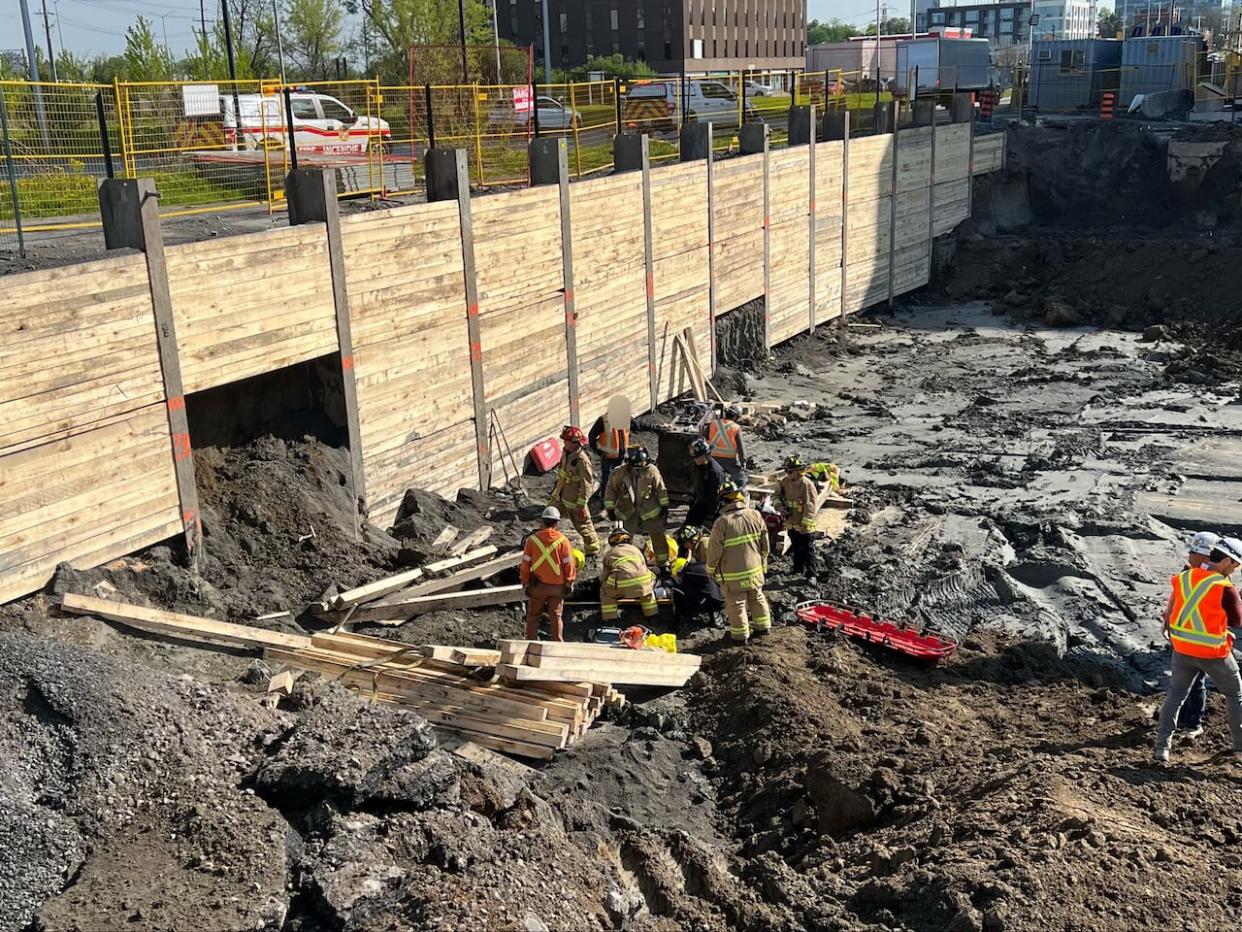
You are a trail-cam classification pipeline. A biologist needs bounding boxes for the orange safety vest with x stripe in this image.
[521,528,576,587]
[1168,566,1234,659]
[706,419,741,459]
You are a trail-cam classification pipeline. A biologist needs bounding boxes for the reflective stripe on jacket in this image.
[779,473,819,532]
[553,447,595,508]
[521,528,576,587]
[1169,566,1233,659]
[705,500,769,591]
[599,543,655,592]
[604,464,669,520]
[706,419,741,459]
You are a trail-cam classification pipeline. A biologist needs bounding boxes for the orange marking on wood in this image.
[341,355,354,371]
[166,396,185,412]
[467,302,479,317]
[173,433,192,461]
[470,341,483,362]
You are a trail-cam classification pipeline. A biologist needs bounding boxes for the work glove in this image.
[524,581,536,596]
[563,583,574,597]
[658,507,669,521]
[606,509,617,522]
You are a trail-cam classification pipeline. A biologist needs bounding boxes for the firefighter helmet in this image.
[782,454,806,471]
[608,528,632,546]
[688,437,710,458]
[560,425,587,446]
[718,478,745,503]
[625,446,650,467]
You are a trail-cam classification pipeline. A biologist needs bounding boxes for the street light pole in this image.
[492,0,503,81]
[541,0,553,84]
[18,0,49,147]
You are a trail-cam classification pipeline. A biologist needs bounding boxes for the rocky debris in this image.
[250,683,455,810]
[1042,297,1082,328]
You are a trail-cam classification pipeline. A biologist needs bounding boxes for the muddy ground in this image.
[5,120,1242,930]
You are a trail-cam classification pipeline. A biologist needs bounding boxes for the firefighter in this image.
[519,506,577,641]
[589,410,629,506]
[604,446,672,567]
[779,454,819,577]
[599,528,657,622]
[669,524,724,625]
[686,437,725,528]
[706,478,771,644]
[550,425,600,556]
[701,403,748,487]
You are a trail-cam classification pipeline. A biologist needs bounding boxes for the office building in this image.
[1031,0,1098,38]
[497,0,808,74]
[924,2,1033,51]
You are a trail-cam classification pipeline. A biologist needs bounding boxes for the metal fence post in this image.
[0,87,25,257]
[425,83,436,149]
[95,91,115,179]
[614,76,622,133]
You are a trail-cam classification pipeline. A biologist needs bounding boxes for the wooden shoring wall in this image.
[0,130,1004,603]
[0,255,181,603]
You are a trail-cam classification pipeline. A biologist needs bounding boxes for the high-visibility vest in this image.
[522,529,575,586]
[1168,566,1233,659]
[598,423,629,459]
[707,419,740,459]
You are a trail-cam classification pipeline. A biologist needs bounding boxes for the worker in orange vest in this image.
[520,506,577,641]
[1153,535,1242,763]
[701,404,747,487]
[589,411,629,506]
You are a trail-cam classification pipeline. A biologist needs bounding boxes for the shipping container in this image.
[1119,34,1202,106]
[807,40,899,87]
[1028,39,1123,111]
[894,38,993,95]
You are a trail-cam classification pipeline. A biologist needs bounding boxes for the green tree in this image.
[807,18,854,44]
[557,53,657,82]
[862,16,912,35]
[1097,10,1123,37]
[285,0,345,79]
[180,1,276,80]
[123,16,175,81]
[345,0,492,82]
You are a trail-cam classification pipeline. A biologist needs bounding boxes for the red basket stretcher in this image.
[794,601,957,661]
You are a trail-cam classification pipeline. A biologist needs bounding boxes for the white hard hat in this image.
[1216,537,1242,564]
[1190,531,1221,557]
[541,506,561,522]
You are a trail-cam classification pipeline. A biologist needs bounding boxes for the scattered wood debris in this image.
[59,593,695,762]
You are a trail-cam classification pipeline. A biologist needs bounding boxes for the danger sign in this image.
[512,86,533,114]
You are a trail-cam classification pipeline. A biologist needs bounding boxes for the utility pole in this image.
[458,0,469,83]
[40,0,57,82]
[272,0,286,83]
[541,0,553,83]
[221,0,241,152]
[18,0,49,147]
[200,0,208,40]
[875,0,882,103]
[492,0,503,82]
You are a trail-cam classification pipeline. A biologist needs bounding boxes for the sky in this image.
[3,0,1112,62]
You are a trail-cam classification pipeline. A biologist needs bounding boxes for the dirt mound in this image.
[193,436,399,616]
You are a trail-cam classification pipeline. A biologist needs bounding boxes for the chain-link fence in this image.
[0,80,119,245]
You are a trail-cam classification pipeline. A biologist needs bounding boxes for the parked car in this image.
[489,95,581,131]
[220,91,390,154]
[745,80,777,96]
[622,79,757,133]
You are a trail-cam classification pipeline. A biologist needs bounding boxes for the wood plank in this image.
[359,585,525,623]
[331,566,424,609]
[496,662,695,688]
[449,526,493,556]
[525,642,701,668]
[448,647,504,666]
[60,593,311,650]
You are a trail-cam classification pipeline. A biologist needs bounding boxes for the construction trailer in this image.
[806,38,901,88]
[1028,39,1123,111]
[1119,33,1203,107]
[894,38,993,97]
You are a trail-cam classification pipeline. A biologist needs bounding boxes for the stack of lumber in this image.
[59,593,616,762]
[496,639,701,688]
[314,544,524,625]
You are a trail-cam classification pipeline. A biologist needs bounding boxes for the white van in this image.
[220,91,390,155]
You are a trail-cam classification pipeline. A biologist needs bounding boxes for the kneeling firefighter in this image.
[599,528,657,622]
